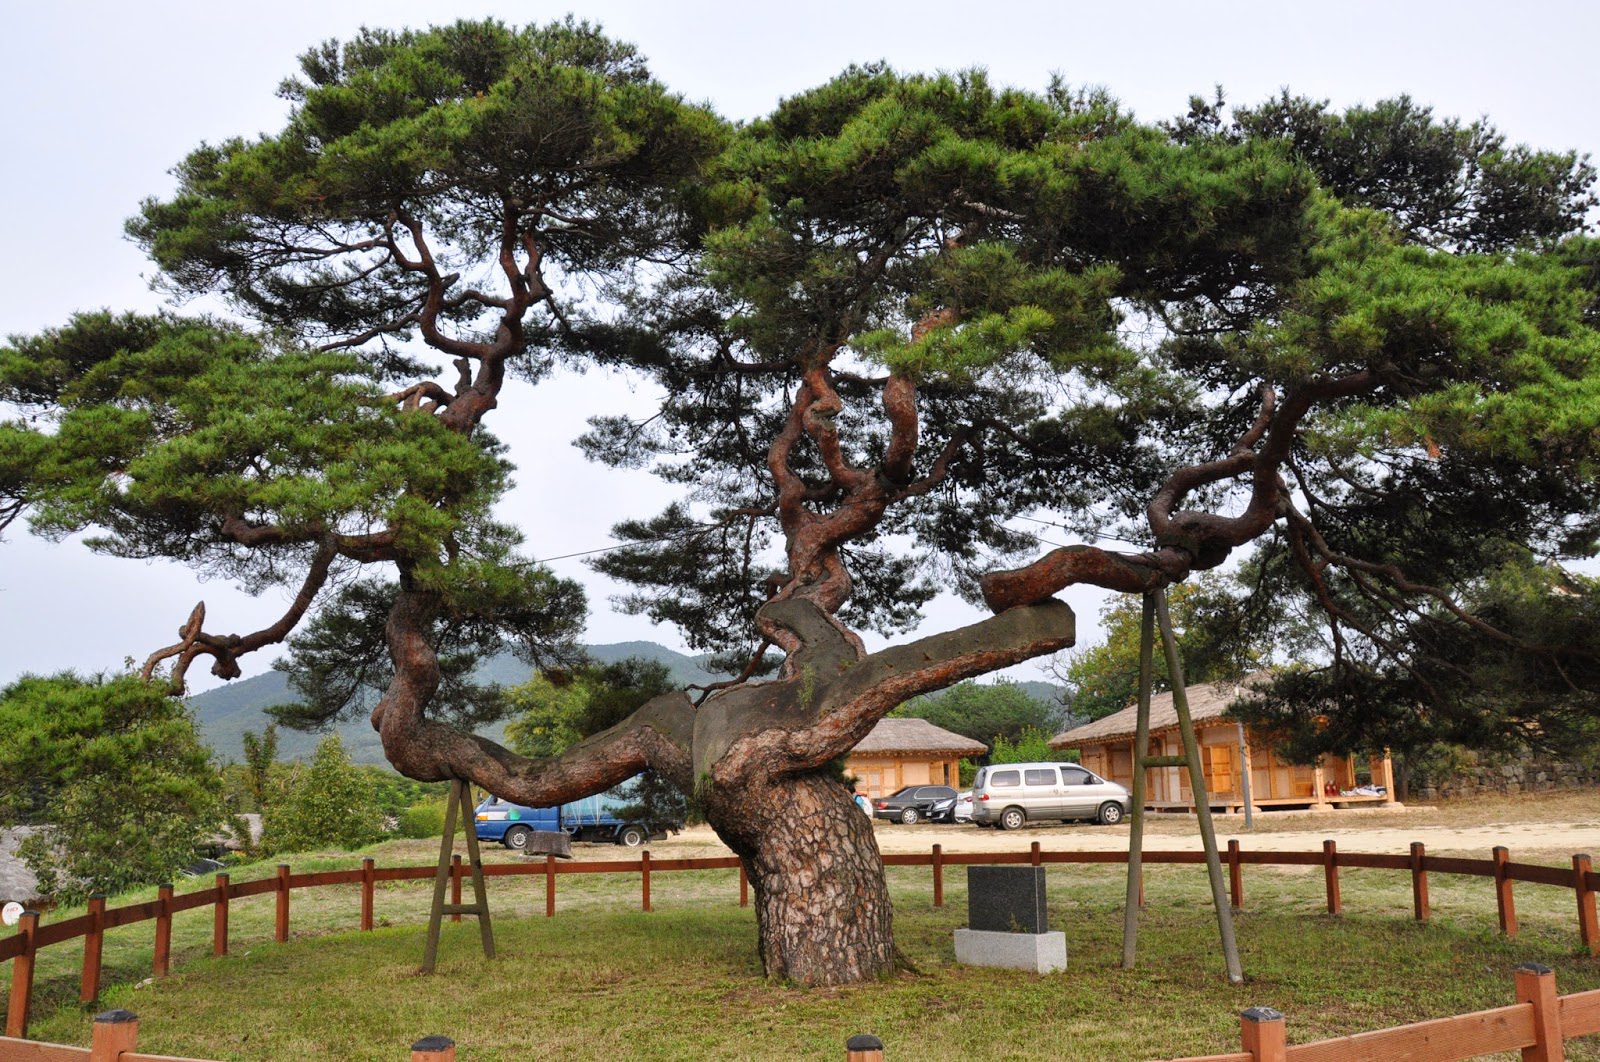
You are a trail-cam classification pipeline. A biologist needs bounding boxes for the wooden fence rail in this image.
[3,841,1598,1041]
[0,1007,459,1061]
[1166,964,1600,1061]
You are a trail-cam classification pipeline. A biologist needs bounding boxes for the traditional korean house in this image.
[845,718,987,799]
[1049,675,1395,812]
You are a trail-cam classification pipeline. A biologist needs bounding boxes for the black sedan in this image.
[873,785,958,825]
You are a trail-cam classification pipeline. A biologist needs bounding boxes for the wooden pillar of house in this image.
[1371,751,1396,798]
[1239,733,1255,815]
[1312,762,1328,807]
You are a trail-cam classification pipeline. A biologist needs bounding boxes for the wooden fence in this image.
[2,841,1597,1046]
[0,1008,460,1060]
[1166,964,1600,1062]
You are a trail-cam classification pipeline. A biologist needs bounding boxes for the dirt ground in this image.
[555,787,1600,863]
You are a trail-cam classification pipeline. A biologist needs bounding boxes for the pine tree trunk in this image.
[706,771,895,986]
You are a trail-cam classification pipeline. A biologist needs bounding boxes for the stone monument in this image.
[953,865,1067,973]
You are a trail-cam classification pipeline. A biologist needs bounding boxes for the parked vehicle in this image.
[970,762,1129,830]
[951,790,974,823]
[873,785,958,825]
[474,789,665,849]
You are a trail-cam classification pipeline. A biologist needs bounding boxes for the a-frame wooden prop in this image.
[421,778,574,974]
[1120,588,1244,984]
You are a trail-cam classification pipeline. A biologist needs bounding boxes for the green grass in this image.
[8,844,1600,1060]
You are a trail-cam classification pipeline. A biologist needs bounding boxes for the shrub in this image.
[395,799,448,838]
[259,734,384,854]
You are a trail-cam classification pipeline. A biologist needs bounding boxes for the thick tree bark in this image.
[704,771,894,986]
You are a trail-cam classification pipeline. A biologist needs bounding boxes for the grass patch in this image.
[8,848,1600,1060]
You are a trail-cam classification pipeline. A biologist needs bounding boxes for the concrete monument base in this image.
[953,928,1067,973]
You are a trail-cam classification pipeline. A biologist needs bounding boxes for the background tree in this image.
[893,680,1062,748]
[259,734,385,854]
[0,674,224,903]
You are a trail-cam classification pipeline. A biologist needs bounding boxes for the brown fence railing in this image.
[3,841,1598,1043]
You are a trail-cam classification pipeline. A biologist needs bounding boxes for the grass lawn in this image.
[7,838,1600,1060]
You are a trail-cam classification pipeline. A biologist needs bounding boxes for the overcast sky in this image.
[3,1,1597,692]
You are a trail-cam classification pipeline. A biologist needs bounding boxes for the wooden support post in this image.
[1574,853,1598,956]
[80,894,106,1004]
[738,861,748,908]
[1228,840,1244,910]
[412,1034,457,1062]
[1322,840,1341,915]
[1157,589,1244,984]
[1239,1006,1287,1062]
[1030,841,1041,866]
[1493,846,1517,937]
[214,873,230,957]
[845,1033,885,1062]
[1410,842,1430,922]
[545,853,556,917]
[153,883,174,978]
[422,778,494,973]
[450,854,463,923]
[1312,763,1327,808]
[360,858,375,931]
[276,863,291,942]
[6,910,37,1037]
[1120,593,1155,969]
[89,1008,140,1062]
[932,844,944,908]
[642,850,652,912]
[1515,963,1564,1062]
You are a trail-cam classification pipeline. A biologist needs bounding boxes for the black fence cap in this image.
[1241,1006,1284,1023]
[846,1033,884,1050]
[412,1035,456,1050]
[94,1009,138,1024]
[1516,962,1555,975]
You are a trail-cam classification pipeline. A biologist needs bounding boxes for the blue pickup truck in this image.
[473,789,655,850]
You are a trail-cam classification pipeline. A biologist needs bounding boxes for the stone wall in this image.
[1412,754,1600,801]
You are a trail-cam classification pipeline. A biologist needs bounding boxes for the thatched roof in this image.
[852,717,988,757]
[1049,674,1270,748]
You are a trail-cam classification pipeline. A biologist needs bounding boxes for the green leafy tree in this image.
[989,727,1059,765]
[259,734,384,854]
[894,680,1060,747]
[0,674,224,903]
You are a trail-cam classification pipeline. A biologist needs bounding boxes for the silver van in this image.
[970,761,1130,829]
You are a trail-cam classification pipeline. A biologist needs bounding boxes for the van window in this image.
[989,769,1021,788]
[1061,767,1092,786]
[974,767,988,789]
[1024,768,1057,787]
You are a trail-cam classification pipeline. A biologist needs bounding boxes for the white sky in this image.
[2,1,1597,691]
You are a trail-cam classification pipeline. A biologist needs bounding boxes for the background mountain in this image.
[188,641,1062,766]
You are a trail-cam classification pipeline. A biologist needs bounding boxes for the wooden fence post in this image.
[845,1033,885,1061]
[411,1034,457,1061]
[88,1008,140,1062]
[1410,842,1430,922]
[214,873,230,957]
[153,883,174,978]
[5,910,38,1037]
[1514,962,1564,1062]
[276,863,291,943]
[1239,1006,1287,1062]
[738,861,749,908]
[932,844,944,908]
[1322,840,1341,915]
[450,854,463,924]
[1573,853,1598,956]
[544,853,556,918]
[1493,846,1517,937]
[1030,841,1041,866]
[360,858,375,932]
[642,850,652,912]
[1228,839,1243,910]
[80,894,106,1003]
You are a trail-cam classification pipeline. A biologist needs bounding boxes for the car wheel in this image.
[504,825,531,851]
[618,825,647,847]
[999,807,1026,831]
[900,807,921,825]
[1097,802,1125,826]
